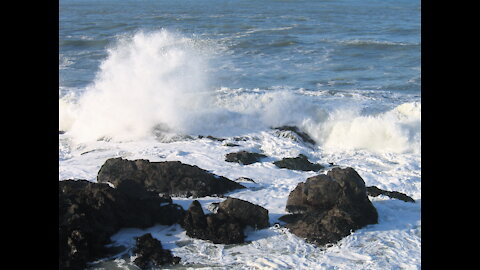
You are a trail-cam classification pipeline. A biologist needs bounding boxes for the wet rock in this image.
[273,154,324,171]
[218,197,269,229]
[198,135,226,142]
[182,198,269,244]
[132,233,180,269]
[225,151,267,165]
[272,125,316,145]
[223,142,240,147]
[97,158,245,198]
[366,186,415,203]
[59,179,185,270]
[182,200,244,244]
[280,167,378,246]
[278,213,303,224]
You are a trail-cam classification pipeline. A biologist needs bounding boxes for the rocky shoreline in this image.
[59,128,415,270]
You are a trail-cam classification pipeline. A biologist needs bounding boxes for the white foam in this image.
[59,28,420,155]
[62,29,218,143]
[302,102,421,154]
[59,95,78,131]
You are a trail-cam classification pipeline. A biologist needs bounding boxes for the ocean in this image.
[59,0,421,269]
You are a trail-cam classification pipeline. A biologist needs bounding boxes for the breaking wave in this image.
[59,29,420,154]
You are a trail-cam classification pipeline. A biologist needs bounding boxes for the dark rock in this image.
[59,179,185,270]
[273,154,324,171]
[182,200,244,244]
[97,158,245,198]
[182,198,269,244]
[205,212,245,244]
[278,213,303,224]
[223,143,240,147]
[225,151,267,165]
[366,186,415,203]
[280,167,378,246]
[182,200,210,240]
[218,197,269,229]
[285,175,340,213]
[286,208,358,246]
[198,135,226,142]
[207,135,225,142]
[133,233,180,269]
[273,126,316,145]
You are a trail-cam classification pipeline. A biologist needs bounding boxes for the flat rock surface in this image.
[97,157,245,197]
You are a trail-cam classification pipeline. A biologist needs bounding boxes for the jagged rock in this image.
[280,167,378,246]
[132,233,180,269]
[182,200,244,244]
[273,154,324,171]
[272,125,316,145]
[97,158,245,197]
[59,179,185,270]
[366,186,415,203]
[225,151,267,165]
[182,198,269,244]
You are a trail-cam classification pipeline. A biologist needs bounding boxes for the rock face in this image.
[273,154,324,171]
[133,233,180,269]
[182,198,269,244]
[59,179,185,270]
[366,186,415,203]
[280,167,378,246]
[225,151,267,165]
[97,158,245,197]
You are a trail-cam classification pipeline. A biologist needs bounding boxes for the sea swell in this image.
[59,29,420,155]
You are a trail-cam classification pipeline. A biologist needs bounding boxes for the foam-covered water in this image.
[60,0,420,269]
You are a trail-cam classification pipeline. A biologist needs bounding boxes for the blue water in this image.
[59,0,420,94]
[59,2,421,268]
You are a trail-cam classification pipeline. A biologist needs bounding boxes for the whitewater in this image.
[59,0,420,269]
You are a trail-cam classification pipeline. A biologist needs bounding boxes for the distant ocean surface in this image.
[60,0,420,93]
[59,0,421,269]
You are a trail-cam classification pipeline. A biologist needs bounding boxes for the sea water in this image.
[59,0,421,269]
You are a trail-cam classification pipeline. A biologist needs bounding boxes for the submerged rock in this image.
[198,135,226,142]
[225,151,267,165]
[235,177,256,183]
[223,142,241,147]
[280,167,378,246]
[273,154,324,171]
[97,158,245,197]
[182,198,269,244]
[59,179,185,270]
[366,186,415,203]
[133,233,180,269]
